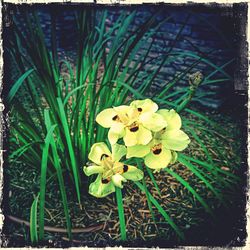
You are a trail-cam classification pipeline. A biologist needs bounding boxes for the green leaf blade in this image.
[115,187,127,241]
[30,193,40,243]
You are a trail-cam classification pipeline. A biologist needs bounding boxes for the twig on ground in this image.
[6,215,103,233]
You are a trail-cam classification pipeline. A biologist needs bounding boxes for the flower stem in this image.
[176,71,203,113]
[136,160,157,225]
[115,187,127,241]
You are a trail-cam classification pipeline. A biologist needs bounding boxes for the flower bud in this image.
[189,71,203,90]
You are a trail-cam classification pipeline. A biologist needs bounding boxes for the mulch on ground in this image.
[2,108,245,247]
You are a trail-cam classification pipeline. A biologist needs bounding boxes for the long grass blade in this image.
[115,187,127,241]
[134,181,184,240]
[7,69,34,104]
[136,160,157,223]
[30,193,40,243]
[44,109,72,239]
[185,126,213,164]
[164,167,213,216]
[145,166,161,196]
[38,123,57,240]
[179,153,240,182]
[57,98,81,205]
[177,155,225,203]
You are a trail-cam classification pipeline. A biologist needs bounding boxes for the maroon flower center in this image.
[112,115,121,122]
[129,122,139,132]
[123,165,129,172]
[152,143,162,155]
[101,178,110,184]
[101,154,109,160]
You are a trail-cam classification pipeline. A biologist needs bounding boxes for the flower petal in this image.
[170,151,178,164]
[89,174,115,198]
[126,107,139,121]
[88,142,111,165]
[113,105,130,113]
[157,109,181,130]
[108,130,120,145]
[113,105,130,124]
[123,126,152,147]
[96,108,117,128]
[111,144,127,162]
[139,112,167,132]
[112,173,127,188]
[123,127,138,146]
[110,122,125,134]
[130,99,158,113]
[122,165,144,181]
[145,148,172,170]
[137,126,153,145]
[126,144,150,158]
[83,165,104,176]
[108,124,125,145]
[162,129,190,151]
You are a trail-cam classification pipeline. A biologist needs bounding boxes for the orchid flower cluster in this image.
[83,99,190,198]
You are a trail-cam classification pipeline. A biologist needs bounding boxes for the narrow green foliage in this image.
[57,98,81,205]
[39,123,57,240]
[9,141,42,162]
[164,167,213,216]
[30,193,40,243]
[185,126,213,164]
[7,69,34,104]
[44,110,72,239]
[177,155,225,204]
[179,154,240,182]
[146,166,161,196]
[136,159,157,223]
[115,187,127,241]
[135,181,185,240]
[8,8,237,242]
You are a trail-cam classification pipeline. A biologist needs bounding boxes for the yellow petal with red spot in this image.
[145,147,172,170]
[112,173,127,188]
[122,165,144,181]
[123,125,152,147]
[139,112,167,132]
[96,108,117,128]
[130,99,158,113]
[89,174,115,198]
[88,142,111,165]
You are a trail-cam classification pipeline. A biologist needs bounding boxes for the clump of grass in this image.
[5,6,240,244]
[5,110,242,245]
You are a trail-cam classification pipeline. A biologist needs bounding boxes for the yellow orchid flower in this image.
[83,142,143,198]
[96,99,167,146]
[126,109,190,170]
